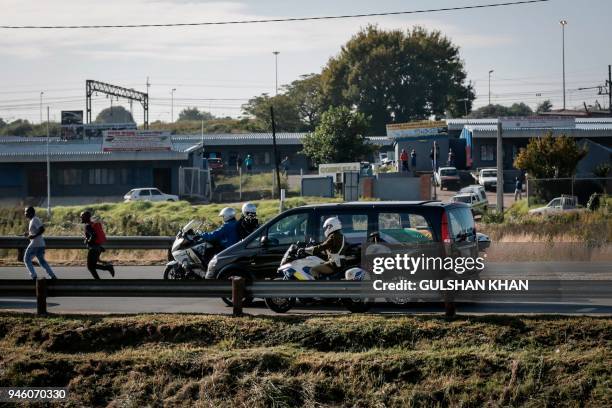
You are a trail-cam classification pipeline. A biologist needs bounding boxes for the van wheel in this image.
[219,269,253,307]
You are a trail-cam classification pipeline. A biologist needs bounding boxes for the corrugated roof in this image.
[172,132,393,146]
[464,124,612,138]
[446,117,612,131]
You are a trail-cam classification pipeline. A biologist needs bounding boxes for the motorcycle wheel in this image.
[163,265,182,280]
[342,298,371,313]
[219,270,254,307]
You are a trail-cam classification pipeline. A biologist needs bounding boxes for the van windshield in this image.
[440,168,457,176]
[452,195,472,204]
[482,170,496,177]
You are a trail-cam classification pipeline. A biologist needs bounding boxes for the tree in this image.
[514,132,587,178]
[177,107,215,122]
[469,103,533,118]
[95,106,134,124]
[242,93,303,132]
[284,74,324,131]
[0,117,6,129]
[536,99,553,113]
[301,106,371,165]
[321,25,474,134]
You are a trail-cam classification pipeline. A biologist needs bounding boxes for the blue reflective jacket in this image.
[199,219,239,249]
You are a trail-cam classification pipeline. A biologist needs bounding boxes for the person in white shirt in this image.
[24,207,57,280]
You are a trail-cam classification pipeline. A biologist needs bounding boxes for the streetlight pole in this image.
[39,91,44,123]
[560,19,568,110]
[273,51,280,96]
[171,88,176,122]
[46,106,51,217]
[488,70,494,105]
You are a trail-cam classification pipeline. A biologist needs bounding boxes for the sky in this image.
[1,0,611,125]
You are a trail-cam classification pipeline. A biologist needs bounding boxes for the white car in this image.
[459,185,489,211]
[124,188,179,202]
[434,167,460,190]
[528,195,579,215]
[451,193,487,216]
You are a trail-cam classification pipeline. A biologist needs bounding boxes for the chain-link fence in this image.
[526,177,611,206]
[179,167,211,201]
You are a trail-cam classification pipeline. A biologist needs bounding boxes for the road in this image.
[1,264,610,315]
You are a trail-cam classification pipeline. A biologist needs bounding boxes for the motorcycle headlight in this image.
[207,255,218,273]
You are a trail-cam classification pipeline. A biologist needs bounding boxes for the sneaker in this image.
[108,265,115,277]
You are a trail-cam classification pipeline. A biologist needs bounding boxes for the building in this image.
[0,136,204,202]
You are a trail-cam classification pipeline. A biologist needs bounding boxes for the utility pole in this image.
[171,88,176,122]
[496,121,504,213]
[488,70,494,105]
[46,106,51,217]
[273,51,280,96]
[39,91,44,124]
[608,65,611,114]
[560,19,568,110]
[270,106,281,201]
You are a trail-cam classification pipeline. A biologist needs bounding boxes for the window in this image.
[378,212,433,243]
[448,208,475,241]
[151,189,162,196]
[479,190,486,200]
[318,213,369,243]
[267,212,309,245]
[548,198,561,208]
[88,169,115,185]
[58,169,82,185]
[480,145,495,161]
[138,189,150,196]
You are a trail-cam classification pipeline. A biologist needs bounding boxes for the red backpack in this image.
[91,222,107,245]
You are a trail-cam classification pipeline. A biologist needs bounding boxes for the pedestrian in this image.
[23,207,57,280]
[280,156,290,175]
[80,211,115,279]
[399,149,409,172]
[244,154,253,173]
[514,177,523,201]
[410,148,417,174]
[447,148,455,167]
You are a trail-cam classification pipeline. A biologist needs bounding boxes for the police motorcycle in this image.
[163,220,219,280]
[263,241,371,314]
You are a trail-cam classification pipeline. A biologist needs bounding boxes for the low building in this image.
[0,136,203,202]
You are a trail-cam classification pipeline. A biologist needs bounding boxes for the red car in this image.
[207,158,224,173]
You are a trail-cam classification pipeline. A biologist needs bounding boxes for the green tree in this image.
[0,117,6,129]
[321,25,474,134]
[514,132,588,178]
[284,73,324,131]
[301,106,371,165]
[177,107,215,122]
[536,99,553,113]
[242,93,303,132]
[469,103,533,118]
[95,106,134,124]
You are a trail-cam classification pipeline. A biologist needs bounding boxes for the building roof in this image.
[172,132,393,146]
[446,117,612,131]
[0,137,201,163]
[462,123,612,139]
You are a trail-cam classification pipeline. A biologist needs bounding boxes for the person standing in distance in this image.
[23,207,57,280]
[80,211,115,279]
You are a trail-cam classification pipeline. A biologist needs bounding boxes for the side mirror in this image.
[260,235,269,247]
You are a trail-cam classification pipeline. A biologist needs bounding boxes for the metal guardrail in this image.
[0,236,174,250]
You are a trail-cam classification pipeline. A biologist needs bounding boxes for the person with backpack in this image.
[23,207,57,280]
[80,211,115,279]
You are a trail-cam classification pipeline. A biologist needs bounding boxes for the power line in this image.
[0,0,550,29]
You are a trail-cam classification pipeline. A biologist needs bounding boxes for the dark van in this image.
[205,201,477,281]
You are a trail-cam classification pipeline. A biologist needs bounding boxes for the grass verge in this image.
[0,313,610,406]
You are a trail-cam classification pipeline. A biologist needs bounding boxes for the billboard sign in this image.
[499,116,576,129]
[319,162,361,183]
[61,110,83,125]
[386,120,448,138]
[102,130,172,152]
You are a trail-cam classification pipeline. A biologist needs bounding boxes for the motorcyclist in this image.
[198,207,239,250]
[306,217,347,278]
[237,202,259,240]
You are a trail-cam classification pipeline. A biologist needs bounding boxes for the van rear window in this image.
[448,208,475,239]
[378,213,433,243]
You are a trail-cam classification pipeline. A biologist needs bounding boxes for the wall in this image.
[362,173,423,201]
[204,145,310,173]
[394,135,449,172]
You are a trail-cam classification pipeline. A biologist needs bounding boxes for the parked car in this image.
[450,193,488,216]
[205,201,479,283]
[472,168,497,191]
[434,167,460,190]
[207,158,224,173]
[124,188,179,202]
[528,195,579,215]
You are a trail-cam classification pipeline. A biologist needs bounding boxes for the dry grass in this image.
[0,313,610,407]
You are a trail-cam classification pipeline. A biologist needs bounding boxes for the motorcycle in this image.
[164,220,218,280]
[264,242,371,314]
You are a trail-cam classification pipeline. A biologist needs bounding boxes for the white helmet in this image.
[219,207,236,222]
[242,202,257,217]
[322,217,342,238]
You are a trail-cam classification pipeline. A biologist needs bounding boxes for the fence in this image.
[526,177,611,206]
[179,167,211,200]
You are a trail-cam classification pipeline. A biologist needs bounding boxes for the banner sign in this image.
[499,116,576,129]
[102,130,172,152]
[61,110,83,125]
[386,120,448,138]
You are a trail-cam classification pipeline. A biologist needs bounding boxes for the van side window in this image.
[378,213,433,243]
[267,212,309,245]
[318,214,368,244]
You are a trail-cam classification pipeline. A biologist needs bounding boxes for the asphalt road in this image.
[1,264,611,315]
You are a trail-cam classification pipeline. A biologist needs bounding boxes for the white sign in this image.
[319,162,361,183]
[386,120,448,138]
[499,116,576,129]
[102,130,172,152]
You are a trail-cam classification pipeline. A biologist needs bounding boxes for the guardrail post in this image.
[232,277,245,317]
[36,279,48,316]
[444,300,456,318]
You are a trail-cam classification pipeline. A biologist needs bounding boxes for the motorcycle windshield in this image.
[182,220,203,233]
